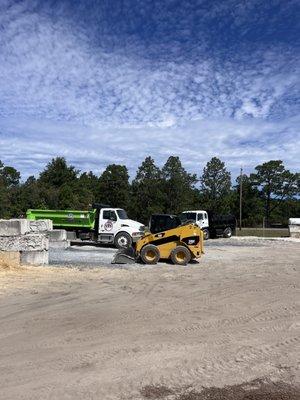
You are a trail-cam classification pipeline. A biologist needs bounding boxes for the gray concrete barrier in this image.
[48,229,70,249]
[66,231,77,240]
[0,219,30,236]
[0,219,51,266]
[29,219,53,232]
[49,229,67,241]
[288,218,300,239]
[0,233,49,252]
[20,250,49,265]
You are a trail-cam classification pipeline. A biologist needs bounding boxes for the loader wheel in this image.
[171,246,191,266]
[140,244,160,265]
[114,232,132,249]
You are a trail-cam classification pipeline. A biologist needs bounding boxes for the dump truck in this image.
[179,210,236,239]
[112,213,204,265]
[27,204,145,248]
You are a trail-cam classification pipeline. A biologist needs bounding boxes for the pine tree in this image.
[97,164,130,210]
[250,160,299,226]
[200,157,232,213]
[131,157,165,223]
[162,156,197,214]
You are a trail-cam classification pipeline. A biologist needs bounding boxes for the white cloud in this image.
[0,0,299,180]
[0,115,299,181]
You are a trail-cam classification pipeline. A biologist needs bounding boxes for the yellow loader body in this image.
[135,223,204,265]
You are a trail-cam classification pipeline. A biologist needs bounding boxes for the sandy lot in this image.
[0,238,299,399]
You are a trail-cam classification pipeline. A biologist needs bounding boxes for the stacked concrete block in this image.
[0,219,49,267]
[66,231,77,241]
[48,229,70,249]
[28,219,53,233]
[289,218,300,239]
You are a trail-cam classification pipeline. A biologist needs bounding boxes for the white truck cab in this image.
[97,208,145,248]
[180,210,236,239]
[180,210,210,239]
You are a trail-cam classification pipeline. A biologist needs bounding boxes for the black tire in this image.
[223,227,232,238]
[114,232,132,249]
[140,244,160,264]
[170,245,191,265]
[202,228,210,240]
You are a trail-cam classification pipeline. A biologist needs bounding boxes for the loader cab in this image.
[149,214,181,234]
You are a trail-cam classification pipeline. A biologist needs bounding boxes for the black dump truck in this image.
[150,211,236,240]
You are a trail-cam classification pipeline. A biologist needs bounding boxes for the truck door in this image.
[197,212,208,229]
[99,209,119,236]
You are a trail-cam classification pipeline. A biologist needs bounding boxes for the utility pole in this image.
[239,167,243,231]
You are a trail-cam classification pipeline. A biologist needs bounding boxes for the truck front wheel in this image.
[114,232,133,249]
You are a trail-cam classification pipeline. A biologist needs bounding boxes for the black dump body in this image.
[149,214,182,234]
[208,212,236,237]
[149,213,236,238]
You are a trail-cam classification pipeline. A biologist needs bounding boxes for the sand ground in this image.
[0,238,299,400]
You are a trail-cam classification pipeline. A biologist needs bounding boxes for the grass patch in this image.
[236,228,289,238]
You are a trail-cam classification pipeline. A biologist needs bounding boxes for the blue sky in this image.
[0,0,299,180]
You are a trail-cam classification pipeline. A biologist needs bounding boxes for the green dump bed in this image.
[26,209,96,230]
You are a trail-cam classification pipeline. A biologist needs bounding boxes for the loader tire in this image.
[114,232,132,249]
[140,244,160,265]
[171,246,191,266]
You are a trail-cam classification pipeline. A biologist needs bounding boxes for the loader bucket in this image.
[111,247,136,264]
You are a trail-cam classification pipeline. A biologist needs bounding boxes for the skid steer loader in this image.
[112,214,204,265]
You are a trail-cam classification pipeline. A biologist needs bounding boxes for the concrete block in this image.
[49,229,67,241]
[20,250,49,265]
[0,250,20,267]
[289,218,300,225]
[49,240,70,249]
[289,224,300,238]
[66,231,77,240]
[29,219,53,232]
[0,234,49,251]
[0,219,30,236]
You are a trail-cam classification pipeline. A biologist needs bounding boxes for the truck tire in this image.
[223,227,232,238]
[140,244,160,264]
[170,246,191,265]
[114,232,132,249]
[202,228,210,240]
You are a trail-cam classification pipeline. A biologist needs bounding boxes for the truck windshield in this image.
[117,209,128,219]
[179,212,197,222]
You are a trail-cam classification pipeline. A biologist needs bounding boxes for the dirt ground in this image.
[0,238,299,400]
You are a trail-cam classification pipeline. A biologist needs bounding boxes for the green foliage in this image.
[233,174,263,227]
[0,156,298,227]
[200,157,232,213]
[161,156,197,214]
[0,163,20,187]
[249,160,299,225]
[39,157,78,188]
[0,160,21,218]
[131,157,165,223]
[97,164,130,209]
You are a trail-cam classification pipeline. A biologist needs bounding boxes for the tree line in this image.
[0,156,299,226]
